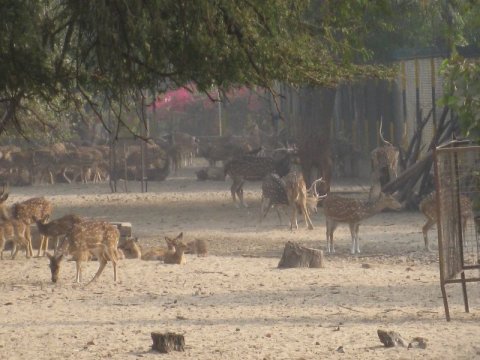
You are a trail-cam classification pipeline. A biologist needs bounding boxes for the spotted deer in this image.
[224,148,295,208]
[0,186,53,257]
[371,120,399,187]
[140,236,177,261]
[163,232,188,265]
[258,174,324,228]
[419,192,473,251]
[283,172,326,230]
[47,220,120,284]
[0,219,30,259]
[324,191,402,254]
[35,214,84,255]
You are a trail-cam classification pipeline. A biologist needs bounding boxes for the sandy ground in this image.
[1,162,480,360]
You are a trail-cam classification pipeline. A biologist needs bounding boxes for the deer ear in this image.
[46,252,53,260]
[177,232,183,240]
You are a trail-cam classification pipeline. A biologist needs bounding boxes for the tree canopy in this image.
[1,0,395,139]
[1,0,479,140]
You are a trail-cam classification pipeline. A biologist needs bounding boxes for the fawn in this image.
[164,232,188,265]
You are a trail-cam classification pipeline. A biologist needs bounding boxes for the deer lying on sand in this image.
[419,192,473,251]
[163,232,188,265]
[324,191,402,254]
[118,237,142,259]
[140,236,177,261]
[185,239,208,257]
[47,220,120,284]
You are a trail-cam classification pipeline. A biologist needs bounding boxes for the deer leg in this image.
[302,202,314,230]
[0,234,4,260]
[422,218,435,251]
[326,219,336,253]
[25,226,33,258]
[37,235,46,257]
[87,259,108,285]
[354,224,361,254]
[289,203,298,230]
[258,197,271,226]
[75,260,82,283]
[349,223,358,254]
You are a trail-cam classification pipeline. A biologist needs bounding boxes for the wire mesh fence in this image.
[434,141,480,320]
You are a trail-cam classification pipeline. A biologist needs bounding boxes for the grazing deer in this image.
[186,239,208,257]
[0,219,30,259]
[419,192,473,251]
[47,220,120,284]
[224,148,295,207]
[35,214,84,256]
[371,119,399,187]
[0,186,53,257]
[324,191,402,254]
[164,232,188,265]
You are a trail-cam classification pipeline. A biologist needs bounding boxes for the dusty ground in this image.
[1,162,479,360]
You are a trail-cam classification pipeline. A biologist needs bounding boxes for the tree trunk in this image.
[278,241,324,268]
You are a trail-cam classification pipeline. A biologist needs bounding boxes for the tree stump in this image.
[377,329,408,348]
[151,332,185,353]
[278,241,324,268]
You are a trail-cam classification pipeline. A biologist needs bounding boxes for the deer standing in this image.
[258,173,324,229]
[324,191,402,254]
[0,186,53,257]
[35,214,84,255]
[371,119,399,187]
[283,172,325,230]
[419,192,473,251]
[0,219,30,259]
[224,148,295,208]
[47,220,120,284]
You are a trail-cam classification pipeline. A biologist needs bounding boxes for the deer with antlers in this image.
[47,220,120,284]
[371,119,400,187]
[0,185,53,257]
[324,189,402,254]
[258,173,324,230]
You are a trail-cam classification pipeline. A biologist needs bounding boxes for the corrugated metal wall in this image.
[279,55,446,178]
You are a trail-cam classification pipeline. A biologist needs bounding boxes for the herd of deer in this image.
[0,184,207,284]
[0,123,474,285]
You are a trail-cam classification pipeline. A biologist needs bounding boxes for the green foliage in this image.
[440,56,480,140]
